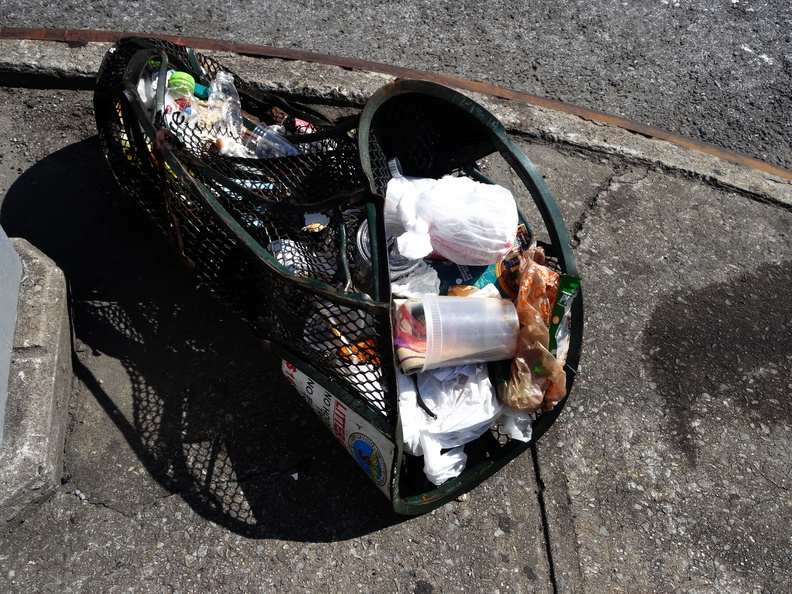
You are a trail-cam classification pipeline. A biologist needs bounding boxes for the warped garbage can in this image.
[93,37,583,515]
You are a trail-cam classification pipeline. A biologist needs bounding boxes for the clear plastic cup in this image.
[419,294,519,371]
[244,124,301,159]
[356,218,423,286]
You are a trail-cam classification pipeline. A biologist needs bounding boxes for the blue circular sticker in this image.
[348,432,386,486]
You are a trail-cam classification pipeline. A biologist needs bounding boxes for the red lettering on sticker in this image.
[332,400,347,441]
[282,362,297,386]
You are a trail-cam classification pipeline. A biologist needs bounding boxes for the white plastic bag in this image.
[385,176,435,260]
[499,407,533,442]
[386,175,518,265]
[398,364,504,485]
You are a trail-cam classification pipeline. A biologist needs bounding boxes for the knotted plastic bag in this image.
[386,175,518,265]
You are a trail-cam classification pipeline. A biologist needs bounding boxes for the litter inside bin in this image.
[398,364,504,486]
[497,250,581,414]
[393,291,519,374]
[355,218,430,295]
[95,40,583,513]
[391,230,580,484]
[135,60,302,161]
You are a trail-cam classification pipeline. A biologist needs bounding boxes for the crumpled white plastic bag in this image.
[398,361,534,485]
[499,407,533,442]
[384,176,435,260]
[398,364,501,485]
[386,175,518,265]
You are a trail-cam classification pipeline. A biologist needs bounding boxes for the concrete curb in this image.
[0,226,22,444]
[0,238,71,524]
[1,38,790,209]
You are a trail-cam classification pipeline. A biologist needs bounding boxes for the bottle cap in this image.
[168,71,196,94]
[193,83,210,100]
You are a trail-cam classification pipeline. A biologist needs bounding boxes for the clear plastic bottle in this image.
[163,71,201,134]
[136,68,155,112]
[206,71,243,136]
[244,123,301,159]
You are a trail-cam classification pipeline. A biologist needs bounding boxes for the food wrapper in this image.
[500,343,566,413]
[499,249,579,414]
[392,299,428,374]
[548,275,581,366]
[515,249,559,330]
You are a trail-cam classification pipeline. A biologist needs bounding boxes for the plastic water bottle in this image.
[244,123,301,159]
[163,71,201,134]
[206,71,243,135]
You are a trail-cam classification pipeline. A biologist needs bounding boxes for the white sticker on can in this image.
[282,360,394,495]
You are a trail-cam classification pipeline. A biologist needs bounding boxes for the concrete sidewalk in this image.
[0,39,790,593]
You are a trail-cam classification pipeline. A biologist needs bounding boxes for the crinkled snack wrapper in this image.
[500,251,568,413]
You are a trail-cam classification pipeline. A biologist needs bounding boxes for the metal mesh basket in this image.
[94,39,583,515]
[94,38,397,428]
[357,80,584,512]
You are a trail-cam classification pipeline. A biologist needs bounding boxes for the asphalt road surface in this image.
[1,0,790,171]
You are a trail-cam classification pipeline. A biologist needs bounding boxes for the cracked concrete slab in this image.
[0,38,791,594]
[538,169,792,592]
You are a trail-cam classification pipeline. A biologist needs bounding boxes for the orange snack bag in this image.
[500,249,566,414]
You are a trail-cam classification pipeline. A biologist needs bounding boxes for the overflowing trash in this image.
[94,38,582,513]
[135,62,302,160]
[380,165,580,485]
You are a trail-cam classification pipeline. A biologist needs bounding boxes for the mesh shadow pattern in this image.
[94,38,397,424]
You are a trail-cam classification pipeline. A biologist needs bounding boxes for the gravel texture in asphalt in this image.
[1,0,790,171]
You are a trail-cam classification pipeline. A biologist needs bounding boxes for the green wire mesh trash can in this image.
[93,38,583,515]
